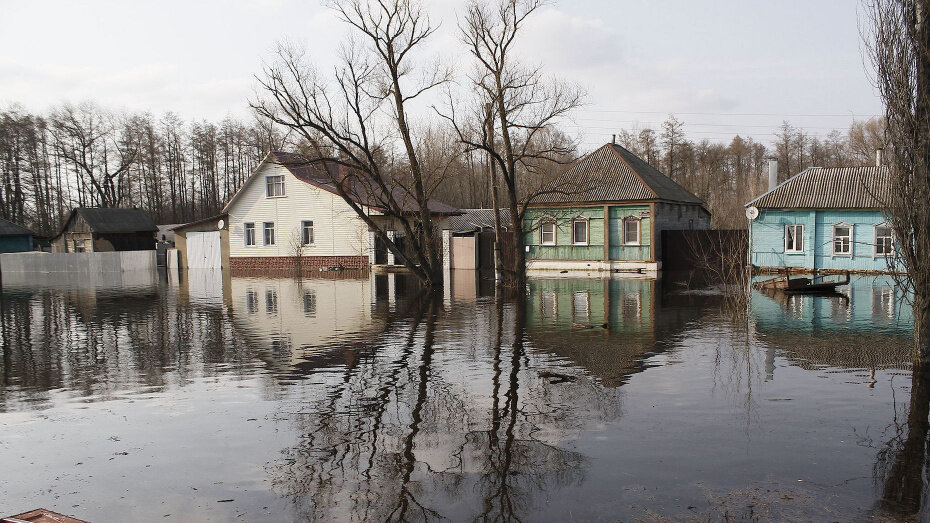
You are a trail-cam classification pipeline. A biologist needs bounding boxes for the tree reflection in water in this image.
[267,293,599,521]
[877,363,930,517]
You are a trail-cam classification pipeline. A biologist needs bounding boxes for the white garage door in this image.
[186,231,222,269]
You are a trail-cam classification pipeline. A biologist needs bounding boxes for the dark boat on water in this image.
[754,270,851,294]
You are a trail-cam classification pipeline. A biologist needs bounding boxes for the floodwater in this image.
[0,269,921,521]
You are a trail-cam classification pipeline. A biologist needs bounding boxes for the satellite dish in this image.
[217,219,226,230]
[745,206,759,220]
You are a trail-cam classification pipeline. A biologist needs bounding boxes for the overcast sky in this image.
[0,0,882,149]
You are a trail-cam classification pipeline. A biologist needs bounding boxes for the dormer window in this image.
[266,175,285,197]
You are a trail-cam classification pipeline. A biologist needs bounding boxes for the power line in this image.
[572,109,882,118]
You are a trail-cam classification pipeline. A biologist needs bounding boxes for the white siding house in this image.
[225,160,371,270]
[222,152,460,271]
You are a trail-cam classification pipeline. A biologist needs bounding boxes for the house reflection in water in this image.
[225,272,390,370]
[525,276,708,387]
[751,275,913,377]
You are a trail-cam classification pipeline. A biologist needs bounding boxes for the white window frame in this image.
[832,223,853,256]
[874,224,894,257]
[784,224,804,253]
[540,220,556,246]
[301,220,315,246]
[623,217,641,245]
[244,222,256,247]
[263,221,275,246]
[571,218,589,246]
[265,175,286,198]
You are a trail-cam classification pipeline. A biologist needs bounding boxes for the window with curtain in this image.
[785,224,804,253]
[265,175,285,197]
[623,218,640,245]
[540,220,556,245]
[571,219,588,245]
[302,220,314,245]
[263,222,275,246]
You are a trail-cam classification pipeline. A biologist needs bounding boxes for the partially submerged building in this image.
[523,142,710,272]
[219,151,460,271]
[0,217,35,253]
[746,159,893,274]
[51,208,157,253]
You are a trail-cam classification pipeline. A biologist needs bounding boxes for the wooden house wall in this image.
[0,235,32,253]
[607,205,651,261]
[94,232,156,252]
[524,206,606,261]
[523,204,653,262]
[751,209,893,272]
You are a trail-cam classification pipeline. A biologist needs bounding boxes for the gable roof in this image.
[0,217,34,237]
[747,166,890,210]
[533,143,704,205]
[62,208,157,234]
[224,152,461,215]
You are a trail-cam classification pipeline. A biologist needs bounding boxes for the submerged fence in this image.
[0,251,157,275]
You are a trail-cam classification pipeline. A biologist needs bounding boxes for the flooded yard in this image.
[0,270,920,521]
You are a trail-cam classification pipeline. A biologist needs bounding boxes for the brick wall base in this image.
[229,255,369,272]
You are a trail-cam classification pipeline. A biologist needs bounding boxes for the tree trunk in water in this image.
[881,362,930,514]
[507,204,526,289]
[915,295,930,363]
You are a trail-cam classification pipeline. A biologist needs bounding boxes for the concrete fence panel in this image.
[0,251,157,275]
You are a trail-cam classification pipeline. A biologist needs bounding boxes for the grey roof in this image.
[747,166,890,209]
[66,208,158,234]
[448,209,513,232]
[533,143,705,205]
[267,151,462,215]
[0,217,34,237]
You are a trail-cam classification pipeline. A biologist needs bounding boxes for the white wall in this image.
[229,276,376,361]
[227,163,371,258]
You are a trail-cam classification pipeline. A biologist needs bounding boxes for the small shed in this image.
[448,209,512,271]
[0,217,35,253]
[171,214,230,269]
[51,208,157,253]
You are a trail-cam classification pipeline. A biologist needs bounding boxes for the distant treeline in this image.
[0,102,286,235]
[0,102,886,234]
[612,116,886,227]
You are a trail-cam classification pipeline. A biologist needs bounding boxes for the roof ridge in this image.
[607,143,659,199]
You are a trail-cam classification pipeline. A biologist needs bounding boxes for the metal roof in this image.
[0,217,34,237]
[448,209,513,232]
[533,143,705,205]
[747,166,890,209]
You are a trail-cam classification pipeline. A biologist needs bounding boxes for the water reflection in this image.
[752,276,912,372]
[0,270,925,520]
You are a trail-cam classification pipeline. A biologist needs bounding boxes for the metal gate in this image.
[186,231,222,269]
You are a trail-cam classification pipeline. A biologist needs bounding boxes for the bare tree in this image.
[440,0,583,288]
[865,0,930,360]
[252,0,450,286]
[50,103,139,208]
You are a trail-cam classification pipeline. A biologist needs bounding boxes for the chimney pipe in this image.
[768,158,778,192]
[876,147,884,167]
[612,134,616,145]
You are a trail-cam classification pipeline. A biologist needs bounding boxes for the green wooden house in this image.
[524,143,710,272]
[0,217,35,253]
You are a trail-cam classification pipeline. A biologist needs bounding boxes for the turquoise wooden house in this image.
[746,165,894,273]
[0,217,35,253]
[524,142,710,272]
